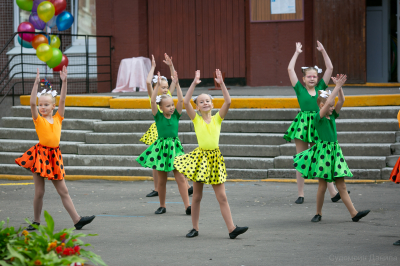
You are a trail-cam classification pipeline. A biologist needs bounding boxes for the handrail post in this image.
[12,85,14,106]
[21,33,24,95]
[86,35,89,93]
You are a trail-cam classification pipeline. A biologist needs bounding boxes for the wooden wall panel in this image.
[314,0,366,83]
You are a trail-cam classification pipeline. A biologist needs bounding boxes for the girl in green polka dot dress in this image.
[285,41,340,204]
[136,71,191,215]
[174,69,248,239]
[293,74,370,223]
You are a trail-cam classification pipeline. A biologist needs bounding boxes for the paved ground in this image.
[0,179,399,266]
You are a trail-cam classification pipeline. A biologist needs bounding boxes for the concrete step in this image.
[11,106,400,120]
[2,117,100,130]
[76,144,281,157]
[0,128,91,142]
[382,167,394,180]
[279,143,391,156]
[391,143,400,155]
[387,155,400,167]
[0,139,84,154]
[274,156,387,169]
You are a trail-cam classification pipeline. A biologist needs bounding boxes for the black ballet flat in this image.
[146,190,158,197]
[295,197,304,204]
[188,186,193,196]
[74,215,95,230]
[155,207,166,214]
[311,214,322,222]
[352,210,370,222]
[186,228,198,238]
[393,240,400,246]
[186,206,191,215]
[229,226,248,239]
[331,191,351,202]
[27,222,40,231]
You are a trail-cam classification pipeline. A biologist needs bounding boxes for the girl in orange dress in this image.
[15,67,95,231]
[390,110,400,246]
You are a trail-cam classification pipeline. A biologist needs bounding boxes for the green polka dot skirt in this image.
[140,122,158,145]
[136,137,184,172]
[293,141,353,183]
[283,111,320,143]
[174,148,227,185]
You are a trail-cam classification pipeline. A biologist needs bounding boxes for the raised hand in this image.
[163,53,173,66]
[316,41,325,52]
[34,68,40,84]
[332,74,347,87]
[59,66,68,81]
[157,71,162,84]
[330,74,340,84]
[296,42,303,54]
[171,70,178,84]
[151,54,156,68]
[214,69,224,84]
[194,70,201,85]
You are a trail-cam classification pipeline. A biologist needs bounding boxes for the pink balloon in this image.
[18,22,36,42]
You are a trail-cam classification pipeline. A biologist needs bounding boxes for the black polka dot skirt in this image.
[390,156,400,184]
[174,148,227,185]
[140,122,158,145]
[283,111,319,143]
[15,143,65,180]
[293,140,352,182]
[136,137,184,172]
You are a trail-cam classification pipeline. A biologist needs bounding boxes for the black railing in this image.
[0,32,112,105]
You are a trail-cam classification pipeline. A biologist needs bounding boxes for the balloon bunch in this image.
[16,0,72,71]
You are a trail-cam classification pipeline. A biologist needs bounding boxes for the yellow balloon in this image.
[50,35,61,49]
[36,43,53,62]
[37,2,55,23]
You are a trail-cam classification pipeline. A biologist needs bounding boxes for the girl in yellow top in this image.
[174,69,248,239]
[141,54,192,198]
[15,67,95,231]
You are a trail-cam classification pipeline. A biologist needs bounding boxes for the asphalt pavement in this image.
[0,179,399,266]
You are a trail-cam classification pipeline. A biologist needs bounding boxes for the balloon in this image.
[36,43,53,62]
[47,15,58,28]
[18,22,35,42]
[49,35,60,48]
[29,12,46,30]
[18,36,33,49]
[37,1,55,23]
[32,0,46,13]
[56,11,74,31]
[50,0,66,16]
[32,34,49,50]
[16,0,34,11]
[53,54,68,71]
[46,48,63,68]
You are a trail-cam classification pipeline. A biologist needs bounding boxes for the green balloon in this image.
[16,0,33,12]
[46,48,63,68]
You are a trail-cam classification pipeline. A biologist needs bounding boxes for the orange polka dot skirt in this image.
[174,148,227,185]
[140,122,158,145]
[15,143,65,180]
[390,157,400,184]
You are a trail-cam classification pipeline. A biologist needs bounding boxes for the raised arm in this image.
[184,70,201,120]
[151,72,161,116]
[288,42,302,87]
[146,55,156,97]
[58,66,68,117]
[215,69,231,119]
[319,74,347,118]
[163,53,176,95]
[331,74,345,113]
[317,41,333,86]
[30,68,40,120]
[172,71,183,114]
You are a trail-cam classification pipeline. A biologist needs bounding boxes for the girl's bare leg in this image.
[173,170,190,209]
[33,173,45,223]
[212,183,235,233]
[157,171,168,208]
[186,178,191,189]
[294,139,309,197]
[316,179,328,215]
[327,182,338,198]
[191,182,203,230]
[51,179,80,224]
[152,169,158,191]
[335,178,357,217]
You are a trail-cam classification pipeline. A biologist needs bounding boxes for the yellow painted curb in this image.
[0,183,34,186]
[0,175,391,183]
[20,96,113,107]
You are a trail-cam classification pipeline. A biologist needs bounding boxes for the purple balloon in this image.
[29,12,46,30]
[32,0,46,13]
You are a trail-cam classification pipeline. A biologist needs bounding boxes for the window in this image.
[71,0,96,46]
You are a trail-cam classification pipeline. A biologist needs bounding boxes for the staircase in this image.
[0,105,399,180]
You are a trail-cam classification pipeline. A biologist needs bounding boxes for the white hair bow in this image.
[156,95,162,103]
[37,89,57,98]
[152,75,167,84]
[319,90,331,98]
[301,66,323,74]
